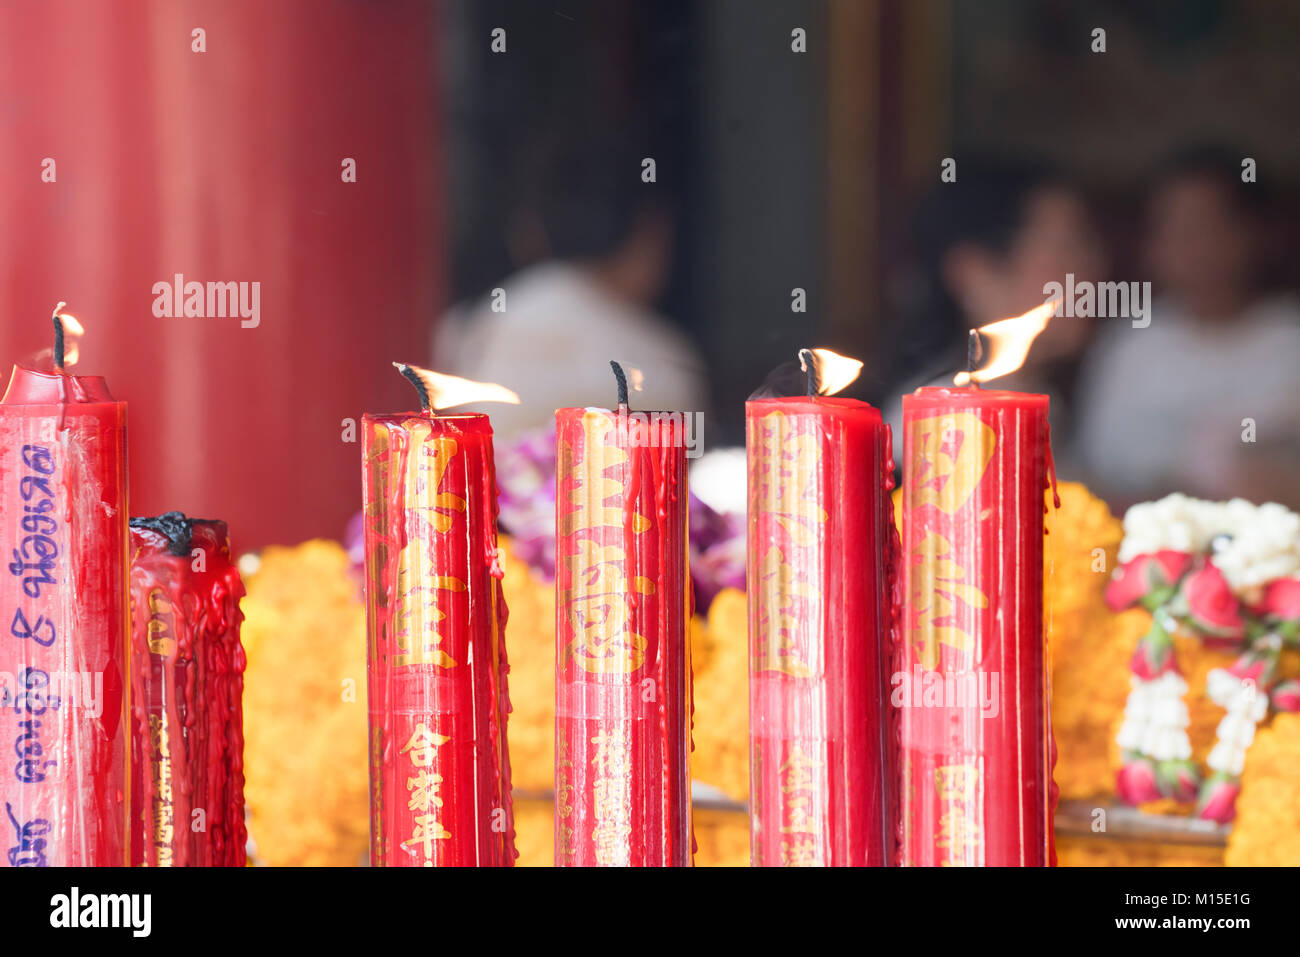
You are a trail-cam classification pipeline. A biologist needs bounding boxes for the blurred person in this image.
[884,160,1108,465]
[434,133,708,440]
[1073,147,1300,508]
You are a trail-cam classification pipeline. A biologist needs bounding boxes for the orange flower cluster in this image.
[237,485,1298,867]
[1226,712,1300,866]
[242,540,369,866]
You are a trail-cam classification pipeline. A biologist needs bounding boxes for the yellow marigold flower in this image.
[242,541,369,866]
[1226,712,1300,866]
[690,588,750,801]
[496,539,556,794]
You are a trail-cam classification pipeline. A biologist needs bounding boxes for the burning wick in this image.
[52,301,68,372]
[393,362,432,411]
[966,329,984,390]
[610,360,630,412]
[391,362,520,411]
[798,348,816,398]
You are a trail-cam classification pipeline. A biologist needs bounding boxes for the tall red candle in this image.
[363,368,516,867]
[746,389,897,867]
[128,514,246,867]
[897,384,1054,866]
[0,328,129,866]
[554,396,691,867]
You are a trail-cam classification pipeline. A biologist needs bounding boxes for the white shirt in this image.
[433,262,708,440]
[1072,295,1300,501]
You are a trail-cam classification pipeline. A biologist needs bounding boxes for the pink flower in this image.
[1105,551,1193,611]
[1174,561,1246,640]
[1155,759,1201,802]
[1227,648,1276,688]
[1271,679,1300,713]
[1257,577,1300,627]
[1116,756,1161,804]
[1129,637,1176,681]
[1196,775,1241,825]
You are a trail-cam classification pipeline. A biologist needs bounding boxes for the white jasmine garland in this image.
[1117,493,1300,591]
[1117,672,1192,761]
[1204,668,1270,777]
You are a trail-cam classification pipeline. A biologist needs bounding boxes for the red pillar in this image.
[0,0,441,549]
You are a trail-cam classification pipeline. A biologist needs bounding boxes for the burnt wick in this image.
[966,329,984,388]
[798,348,817,397]
[52,303,67,372]
[608,361,629,408]
[393,362,431,411]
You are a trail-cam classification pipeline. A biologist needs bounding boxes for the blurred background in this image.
[2,0,1298,550]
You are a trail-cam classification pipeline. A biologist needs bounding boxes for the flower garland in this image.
[1106,494,1300,822]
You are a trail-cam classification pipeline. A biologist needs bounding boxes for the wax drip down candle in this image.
[362,363,519,867]
[128,513,246,867]
[0,304,129,867]
[896,301,1059,867]
[746,348,898,867]
[554,362,692,867]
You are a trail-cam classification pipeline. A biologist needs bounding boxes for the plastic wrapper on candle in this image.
[0,366,129,866]
[362,411,515,866]
[128,517,247,866]
[746,397,898,866]
[554,408,691,867]
[897,387,1055,866]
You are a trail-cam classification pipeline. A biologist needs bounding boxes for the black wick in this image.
[610,360,629,410]
[966,329,984,388]
[798,348,817,397]
[52,302,67,372]
[393,362,431,411]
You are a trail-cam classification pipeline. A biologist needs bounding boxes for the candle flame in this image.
[392,363,520,409]
[801,347,863,396]
[622,365,645,392]
[51,302,85,369]
[953,299,1058,386]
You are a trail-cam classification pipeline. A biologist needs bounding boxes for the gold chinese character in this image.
[907,532,988,669]
[400,723,449,768]
[908,413,995,515]
[559,540,651,674]
[406,770,444,813]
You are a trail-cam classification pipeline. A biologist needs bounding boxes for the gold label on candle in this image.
[905,414,994,670]
[557,412,653,675]
[370,421,470,669]
[749,411,826,678]
[907,532,987,670]
[777,743,824,867]
[934,762,983,867]
[400,722,451,866]
[146,588,177,657]
[589,729,632,866]
[555,739,576,866]
[907,413,995,515]
[149,713,174,866]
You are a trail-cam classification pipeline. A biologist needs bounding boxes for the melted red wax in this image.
[0,365,129,866]
[896,387,1055,867]
[554,408,691,867]
[361,412,515,867]
[745,395,894,866]
[128,521,247,867]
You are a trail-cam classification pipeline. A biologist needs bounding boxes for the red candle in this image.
[128,514,247,867]
[0,310,128,867]
[746,353,898,866]
[362,365,516,867]
[897,308,1057,867]
[554,369,691,867]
